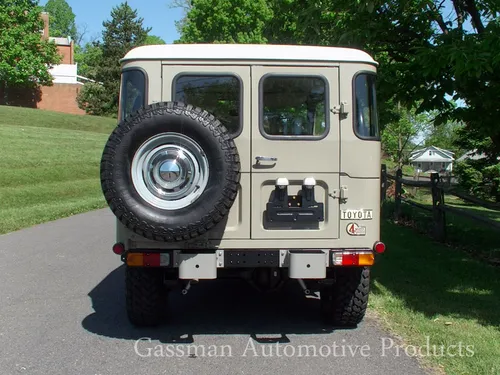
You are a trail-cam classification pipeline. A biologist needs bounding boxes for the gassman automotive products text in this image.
[134,337,475,358]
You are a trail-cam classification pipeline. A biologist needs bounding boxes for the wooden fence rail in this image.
[443,188,500,212]
[382,164,500,242]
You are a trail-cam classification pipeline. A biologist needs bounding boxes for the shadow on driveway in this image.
[82,265,338,343]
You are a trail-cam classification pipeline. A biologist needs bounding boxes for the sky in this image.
[38,0,184,44]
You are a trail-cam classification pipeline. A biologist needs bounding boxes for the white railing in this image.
[48,63,103,85]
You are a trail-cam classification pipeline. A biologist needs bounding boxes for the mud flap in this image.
[288,250,327,279]
[178,252,217,279]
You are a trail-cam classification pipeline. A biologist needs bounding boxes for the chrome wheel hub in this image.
[131,133,209,210]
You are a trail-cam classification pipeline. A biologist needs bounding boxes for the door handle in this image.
[255,156,277,164]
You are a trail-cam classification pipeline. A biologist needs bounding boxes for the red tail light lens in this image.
[112,242,125,255]
[342,253,359,265]
[374,242,386,254]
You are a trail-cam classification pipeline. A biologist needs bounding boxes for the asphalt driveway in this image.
[0,209,428,375]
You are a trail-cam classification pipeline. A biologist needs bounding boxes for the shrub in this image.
[76,82,116,117]
[454,160,500,202]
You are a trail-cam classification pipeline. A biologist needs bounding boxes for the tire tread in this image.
[100,102,240,242]
[321,267,370,327]
[125,267,167,326]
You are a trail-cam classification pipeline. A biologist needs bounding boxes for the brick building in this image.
[39,12,86,115]
[41,12,75,65]
[0,12,86,115]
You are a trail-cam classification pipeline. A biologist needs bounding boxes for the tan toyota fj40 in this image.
[101,44,386,327]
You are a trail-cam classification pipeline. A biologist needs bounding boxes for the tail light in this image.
[332,251,374,266]
[126,252,170,267]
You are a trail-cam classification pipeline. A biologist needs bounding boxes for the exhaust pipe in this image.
[297,279,311,295]
[181,280,192,295]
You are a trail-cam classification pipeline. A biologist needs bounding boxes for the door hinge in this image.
[331,101,349,117]
[340,185,348,201]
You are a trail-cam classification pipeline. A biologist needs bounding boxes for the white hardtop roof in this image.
[121,44,377,65]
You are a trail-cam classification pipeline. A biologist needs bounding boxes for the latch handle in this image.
[331,101,349,116]
[256,156,277,164]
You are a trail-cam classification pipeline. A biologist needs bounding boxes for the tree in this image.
[43,0,77,40]
[77,2,150,116]
[0,0,61,101]
[381,104,431,169]
[74,22,89,46]
[74,42,102,79]
[424,120,464,155]
[168,0,192,34]
[271,1,500,159]
[177,0,273,43]
[143,35,166,45]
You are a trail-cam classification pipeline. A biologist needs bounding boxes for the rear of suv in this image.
[101,44,386,328]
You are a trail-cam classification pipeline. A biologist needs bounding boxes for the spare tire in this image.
[100,102,241,242]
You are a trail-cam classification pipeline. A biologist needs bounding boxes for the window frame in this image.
[172,72,244,138]
[258,73,330,141]
[119,67,148,122]
[352,71,380,141]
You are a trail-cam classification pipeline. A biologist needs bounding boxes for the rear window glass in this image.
[120,69,146,120]
[261,76,327,137]
[174,75,241,135]
[354,73,379,139]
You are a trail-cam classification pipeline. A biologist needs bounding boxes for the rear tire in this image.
[125,267,168,327]
[100,102,241,242]
[320,267,370,327]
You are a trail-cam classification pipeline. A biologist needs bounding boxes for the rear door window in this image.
[260,75,327,138]
[174,75,242,136]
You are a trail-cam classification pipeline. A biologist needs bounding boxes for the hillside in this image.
[0,106,117,234]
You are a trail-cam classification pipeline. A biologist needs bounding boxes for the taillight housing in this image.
[332,251,375,266]
[126,252,170,267]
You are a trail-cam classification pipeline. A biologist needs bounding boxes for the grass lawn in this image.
[414,191,500,223]
[396,187,500,262]
[0,105,117,234]
[371,219,500,375]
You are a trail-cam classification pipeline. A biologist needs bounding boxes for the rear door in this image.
[250,66,340,240]
[162,65,251,239]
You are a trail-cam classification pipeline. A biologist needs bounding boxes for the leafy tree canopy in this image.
[43,0,77,40]
[74,42,102,80]
[177,0,273,43]
[381,104,431,168]
[269,0,500,157]
[144,34,166,45]
[424,120,464,155]
[0,0,60,91]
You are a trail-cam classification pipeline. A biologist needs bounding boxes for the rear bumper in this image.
[123,248,376,279]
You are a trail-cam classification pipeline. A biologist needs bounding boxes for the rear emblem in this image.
[346,223,366,236]
[341,209,373,220]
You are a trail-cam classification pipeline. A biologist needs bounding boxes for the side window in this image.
[354,73,379,139]
[174,75,241,136]
[261,75,327,138]
[120,69,146,120]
